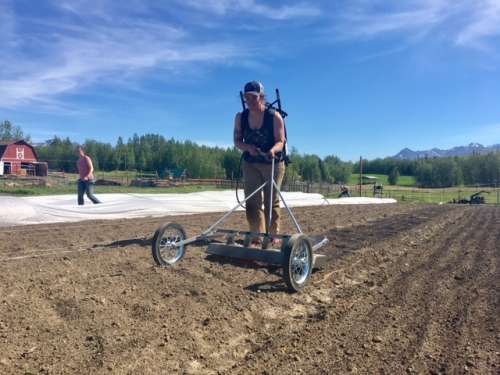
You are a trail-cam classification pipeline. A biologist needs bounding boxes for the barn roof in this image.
[0,140,38,160]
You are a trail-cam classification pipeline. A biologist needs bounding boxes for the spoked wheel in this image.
[282,234,313,292]
[152,223,187,266]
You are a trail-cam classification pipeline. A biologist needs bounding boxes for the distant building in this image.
[360,175,377,184]
[0,140,48,177]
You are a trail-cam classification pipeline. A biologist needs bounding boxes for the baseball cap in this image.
[244,81,264,96]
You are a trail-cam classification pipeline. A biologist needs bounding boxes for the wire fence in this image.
[349,184,500,205]
[1,172,499,205]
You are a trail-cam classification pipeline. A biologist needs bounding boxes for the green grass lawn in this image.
[0,184,220,196]
[54,170,143,183]
[3,172,498,205]
[333,187,499,205]
[348,173,416,187]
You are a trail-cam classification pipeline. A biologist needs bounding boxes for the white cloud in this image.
[1,0,319,110]
[0,7,249,109]
[331,1,449,39]
[0,0,16,46]
[27,128,81,142]
[456,0,500,49]
[4,0,499,112]
[55,0,111,18]
[341,9,441,38]
[180,0,320,19]
[330,0,500,51]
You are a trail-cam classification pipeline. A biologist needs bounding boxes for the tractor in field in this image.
[449,190,489,205]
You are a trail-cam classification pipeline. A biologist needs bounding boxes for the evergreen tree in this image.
[388,167,400,185]
[222,148,241,180]
[30,131,500,187]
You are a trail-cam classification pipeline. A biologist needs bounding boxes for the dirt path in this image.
[0,204,498,374]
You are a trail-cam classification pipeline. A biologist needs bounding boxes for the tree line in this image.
[34,134,353,183]
[354,155,500,187]
[2,120,499,186]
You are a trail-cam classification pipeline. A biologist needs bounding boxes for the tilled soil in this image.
[0,204,499,374]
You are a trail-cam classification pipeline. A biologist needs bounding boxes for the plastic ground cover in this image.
[0,191,396,227]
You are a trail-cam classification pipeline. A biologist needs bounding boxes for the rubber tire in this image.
[282,234,313,292]
[152,223,187,266]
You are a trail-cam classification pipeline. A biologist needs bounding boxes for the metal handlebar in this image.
[256,148,281,162]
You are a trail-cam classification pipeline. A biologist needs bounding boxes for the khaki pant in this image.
[242,160,285,235]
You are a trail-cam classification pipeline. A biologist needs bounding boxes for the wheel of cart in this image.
[152,223,187,266]
[281,234,313,292]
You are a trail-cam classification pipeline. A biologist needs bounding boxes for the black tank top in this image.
[241,108,275,164]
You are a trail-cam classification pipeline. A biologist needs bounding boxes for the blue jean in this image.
[77,179,101,205]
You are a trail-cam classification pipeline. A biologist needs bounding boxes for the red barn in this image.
[0,140,48,177]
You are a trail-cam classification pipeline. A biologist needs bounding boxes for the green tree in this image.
[126,146,136,170]
[113,136,127,170]
[388,167,400,185]
[36,136,77,172]
[323,155,351,183]
[301,154,321,182]
[222,148,241,179]
[415,157,463,187]
[0,120,31,142]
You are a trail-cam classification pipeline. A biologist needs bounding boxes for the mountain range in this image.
[393,143,500,160]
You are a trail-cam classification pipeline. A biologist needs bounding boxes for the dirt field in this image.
[0,204,499,374]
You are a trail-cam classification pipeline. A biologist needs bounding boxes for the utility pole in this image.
[359,156,363,197]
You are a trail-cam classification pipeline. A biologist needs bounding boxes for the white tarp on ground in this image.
[0,191,396,227]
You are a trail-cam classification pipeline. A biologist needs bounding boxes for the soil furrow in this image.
[0,204,499,375]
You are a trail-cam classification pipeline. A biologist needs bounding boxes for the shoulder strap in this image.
[265,107,275,124]
[263,107,275,133]
[241,109,250,133]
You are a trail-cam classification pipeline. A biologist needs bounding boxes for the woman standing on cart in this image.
[233,81,286,245]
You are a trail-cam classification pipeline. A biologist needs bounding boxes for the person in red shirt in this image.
[76,146,101,205]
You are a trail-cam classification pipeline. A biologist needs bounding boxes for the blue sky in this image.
[1,0,500,161]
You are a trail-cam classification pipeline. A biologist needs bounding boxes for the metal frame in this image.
[158,156,329,275]
[175,157,306,248]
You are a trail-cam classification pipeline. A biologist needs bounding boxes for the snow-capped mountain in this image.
[393,143,500,160]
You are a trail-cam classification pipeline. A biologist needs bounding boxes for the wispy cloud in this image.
[0,0,16,47]
[26,127,81,142]
[455,0,500,49]
[333,1,449,40]
[179,0,320,20]
[0,3,245,109]
[330,0,500,51]
[0,0,320,110]
[1,27,245,108]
